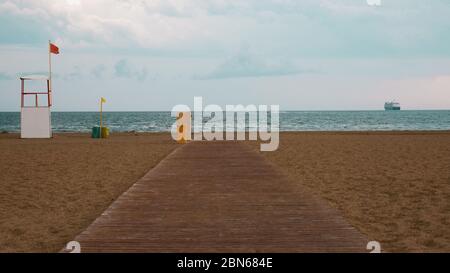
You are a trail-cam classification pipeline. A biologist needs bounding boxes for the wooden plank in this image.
[69,141,368,252]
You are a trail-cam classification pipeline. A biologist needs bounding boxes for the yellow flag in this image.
[101,97,106,103]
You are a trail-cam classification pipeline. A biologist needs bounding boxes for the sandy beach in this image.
[0,132,178,252]
[253,131,450,252]
[0,131,449,252]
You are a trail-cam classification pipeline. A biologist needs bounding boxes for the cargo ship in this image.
[384,101,401,111]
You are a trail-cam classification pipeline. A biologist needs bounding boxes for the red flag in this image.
[50,43,59,54]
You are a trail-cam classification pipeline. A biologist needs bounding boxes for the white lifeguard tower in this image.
[20,41,59,139]
[20,75,52,138]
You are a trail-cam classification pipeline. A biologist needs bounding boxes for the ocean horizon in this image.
[0,110,449,133]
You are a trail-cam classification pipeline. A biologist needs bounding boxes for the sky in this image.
[0,0,449,111]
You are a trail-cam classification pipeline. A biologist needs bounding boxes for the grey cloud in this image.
[114,59,148,81]
[196,50,308,80]
[0,72,12,80]
[136,67,148,81]
[0,5,52,45]
[64,66,83,80]
[91,64,107,79]
[114,59,132,78]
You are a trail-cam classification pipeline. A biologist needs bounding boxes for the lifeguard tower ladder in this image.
[20,76,52,138]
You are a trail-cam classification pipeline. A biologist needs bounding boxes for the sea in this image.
[0,111,449,133]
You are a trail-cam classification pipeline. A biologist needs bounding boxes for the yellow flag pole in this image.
[100,98,103,131]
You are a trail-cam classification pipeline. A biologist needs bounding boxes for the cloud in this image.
[114,59,148,81]
[114,59,131,77]
[0,72,12,80]
[197,49,306,80]
[0,1,55,45]
[0,2,448,75]
[64,65,83,80]
[91,64,106,79]
[0,0,449,59]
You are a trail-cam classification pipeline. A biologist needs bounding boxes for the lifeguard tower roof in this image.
[20,75,49,81]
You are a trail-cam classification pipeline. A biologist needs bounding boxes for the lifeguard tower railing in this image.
[20,76,52,107]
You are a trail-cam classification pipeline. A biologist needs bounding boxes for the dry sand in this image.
[252,132,450,252]
[1,132,449,252]
[0,133,178,252]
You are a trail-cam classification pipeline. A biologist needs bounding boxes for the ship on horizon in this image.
[384,101,401,111]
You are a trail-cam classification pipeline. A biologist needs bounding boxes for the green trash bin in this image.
[92,126,101,138]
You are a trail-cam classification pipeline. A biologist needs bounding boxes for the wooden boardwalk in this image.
[71,141,368,252]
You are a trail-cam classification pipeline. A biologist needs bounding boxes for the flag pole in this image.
[48,40,52,91]
[100,98,103,131]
